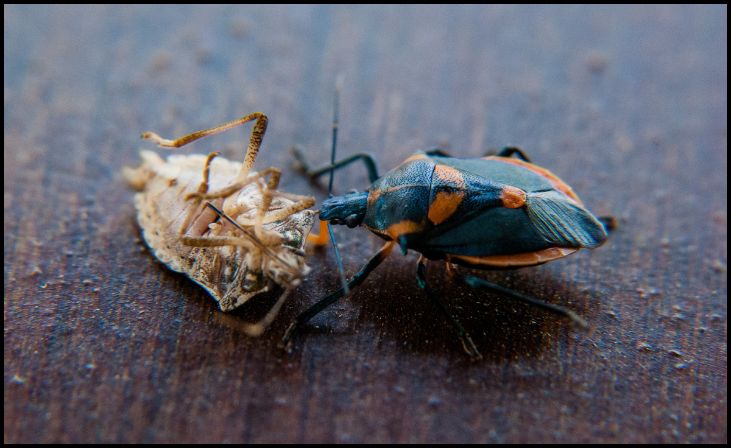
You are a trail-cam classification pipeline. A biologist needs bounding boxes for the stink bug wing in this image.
[525,190,607,248]
[419,207,552,256]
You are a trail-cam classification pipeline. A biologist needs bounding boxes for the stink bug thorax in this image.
[320,191,368,228]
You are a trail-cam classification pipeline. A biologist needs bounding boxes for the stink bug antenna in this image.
[327,78,349,295]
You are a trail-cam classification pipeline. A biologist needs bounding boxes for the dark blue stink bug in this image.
[284,106,613,359]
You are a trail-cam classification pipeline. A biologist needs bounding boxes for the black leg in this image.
[494,146,532,162]
[460,274,588,328]
[416,257,482,360]
[598,215,618,233]
[282,241,395,348]
[290,146,380,184]
[423,148,452,157]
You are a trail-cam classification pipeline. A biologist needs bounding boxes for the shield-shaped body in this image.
[362,152,607,268]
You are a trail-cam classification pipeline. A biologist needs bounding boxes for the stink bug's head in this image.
[320,191,368,228]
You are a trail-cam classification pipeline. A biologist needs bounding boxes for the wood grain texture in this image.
[4,5,727,443]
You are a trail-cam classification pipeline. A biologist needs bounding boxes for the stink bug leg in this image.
[282,241,396,349]
[496,146,532,161]
[290,145,380,184]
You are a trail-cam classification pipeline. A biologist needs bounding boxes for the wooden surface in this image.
[4,5,727,443]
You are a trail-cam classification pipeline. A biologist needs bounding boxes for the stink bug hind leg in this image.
[460,274,588,328]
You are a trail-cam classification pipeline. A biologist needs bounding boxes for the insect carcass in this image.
[124,113,316,329]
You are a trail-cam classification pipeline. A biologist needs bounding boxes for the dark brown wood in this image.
[4,5,726,443]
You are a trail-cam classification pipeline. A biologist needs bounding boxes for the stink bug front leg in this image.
[282,241,396,349]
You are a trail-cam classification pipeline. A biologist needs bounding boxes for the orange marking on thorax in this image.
[433,164,465,188]
[428,190,464,225]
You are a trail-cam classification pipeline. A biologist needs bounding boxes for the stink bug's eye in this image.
[345,214,361,228]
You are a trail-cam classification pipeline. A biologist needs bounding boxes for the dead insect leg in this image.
[282,241,395,349]
[141,112,269,180]
[416,256,482,360]
[185,167,284,203]
[290,145,380,184]
[179,235,258,250]
[240,287,295,337]
[250,168,283,245]
[177,151,221,235]
[202,203,301,279]
[459,273,588,328]
[233,195,316,227]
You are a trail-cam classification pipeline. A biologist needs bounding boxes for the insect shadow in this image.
[293,247,601,362]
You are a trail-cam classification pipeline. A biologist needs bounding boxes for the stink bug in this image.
[124,113,316,335]
[285,138,613,358]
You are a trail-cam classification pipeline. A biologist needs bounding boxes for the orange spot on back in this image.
[428,190,464,225]
[500,186,527,208]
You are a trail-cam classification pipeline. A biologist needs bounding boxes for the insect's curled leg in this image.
[290,145,380,184]
[598,215,618,233]
[494,146,531,162]
[423,148,452,157]
[180,235,257,250]
[196,152,220,195]
[141,112,268,180]
[177,151,220,236]
[282,241,395,349]
[233,196,316,227]
[185,167,282,202]
[241,288,294,337]
[416,257,482,360]
[460,274,588,328]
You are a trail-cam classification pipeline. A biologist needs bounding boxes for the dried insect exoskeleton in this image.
[124,113,316,335]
